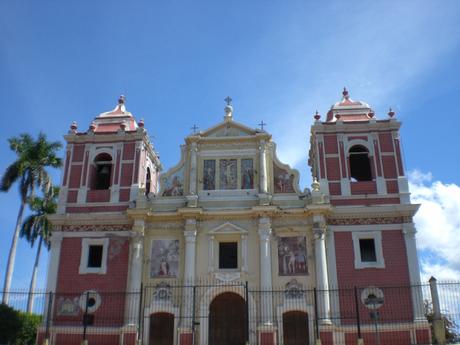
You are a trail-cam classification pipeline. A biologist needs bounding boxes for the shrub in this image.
[0,303,22,344]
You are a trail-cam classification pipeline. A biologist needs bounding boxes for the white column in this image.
[208,235,215,273]
[403,223,425,321]
[258,217,273,325]
[125,234,144,325]
[313,221,331,324]
[259,140,268,194]
[182,219,197,328]
[242,234,248,272]
[189,142,198,195]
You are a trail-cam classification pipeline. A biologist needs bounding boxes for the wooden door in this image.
[149,312,174,345]
[209,292,246,345]
[283,311,309,345]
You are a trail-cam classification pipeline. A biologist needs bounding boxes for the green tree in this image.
[0,303,22,344]
[21,186,59,313]
[16,312,42,345]
[1,133,62,305]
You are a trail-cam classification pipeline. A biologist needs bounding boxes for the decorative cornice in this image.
[62,224,131,232]
[328,216,412,226]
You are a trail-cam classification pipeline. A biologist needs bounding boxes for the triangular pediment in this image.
[209,222,248,234]
[201,120,259,138]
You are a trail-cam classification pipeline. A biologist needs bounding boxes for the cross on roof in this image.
[191,124,199,134]
[258,120,267,131]
[224,96,232,106]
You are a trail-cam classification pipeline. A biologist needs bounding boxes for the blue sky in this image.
[1,0,460,294]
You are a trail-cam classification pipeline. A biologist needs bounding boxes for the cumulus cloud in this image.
[409,170,460,281]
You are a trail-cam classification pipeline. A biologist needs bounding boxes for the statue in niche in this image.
[203,160,216,190]
[274,164,295,193]
[277,236,308,276]
[220,159,237,189]
[241,158,254,189]
[162,167,184,196]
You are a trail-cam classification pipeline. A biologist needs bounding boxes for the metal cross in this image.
[224,96,232,106]
[258,121,267,131]
[191,124,199,134]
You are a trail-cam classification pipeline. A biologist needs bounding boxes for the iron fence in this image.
[1,280,459,345]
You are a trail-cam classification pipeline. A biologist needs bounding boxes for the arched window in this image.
[349,145,372,181]
[93,153,112,190]
[146,167,151,195]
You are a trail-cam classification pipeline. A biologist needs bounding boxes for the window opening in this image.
[146,167,151,195]
[219,242,238,269]
[93,153,112,190]
[87,245,103,268]
[359,239,377,262]
[349,146,372,181]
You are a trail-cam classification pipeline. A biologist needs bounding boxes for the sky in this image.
[1,0,460,296]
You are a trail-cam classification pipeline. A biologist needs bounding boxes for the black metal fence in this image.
[1,280,459,345]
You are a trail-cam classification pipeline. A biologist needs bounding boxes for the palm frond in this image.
[0,161,21,192]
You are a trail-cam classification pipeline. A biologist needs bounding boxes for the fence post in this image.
[82,291,89,345]
[43,291,53,345]
[313,288,322,345]
[354,287,364,345]
[245,281,249,345]
[429,277,446,345]
[137,283,144,345]
[191,285,197,345]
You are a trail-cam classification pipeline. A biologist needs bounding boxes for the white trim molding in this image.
[79,238,110,274]
[352,231,385,269]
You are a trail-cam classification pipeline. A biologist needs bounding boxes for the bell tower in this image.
[309,88,410,206]
[58,96,161,214]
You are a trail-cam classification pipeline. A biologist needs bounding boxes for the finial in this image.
[335,113,341,120]
[368,110,375,118]
[118,95,126,104]
[191,124,199,134]
[89,121,96,132]
[224,96,233,121]
[312,178,320,192]
[314,110,321,121]
[69,121,78,133]
[120,121,127,131]
[258,121,267,131]
[342,87,349,99]
[388,108,395,118]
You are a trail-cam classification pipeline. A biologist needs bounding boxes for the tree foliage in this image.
[0,303,22,344]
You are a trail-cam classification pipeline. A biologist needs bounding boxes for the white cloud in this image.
[409,170,460,281]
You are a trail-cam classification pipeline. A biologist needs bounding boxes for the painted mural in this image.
[219,159,237,189]
[274,164,295,193]
[241,158,254,189]
[150,239,180,278]
[277,236,308,276]
[162,166,184,196]
[203,159,216,190]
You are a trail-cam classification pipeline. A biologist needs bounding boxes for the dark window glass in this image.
[349,146,372,181]
[359,239,377,262]
[87,245,103,268]
[219,242,238,269]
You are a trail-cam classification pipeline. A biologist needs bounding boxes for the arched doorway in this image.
[209,292,246,345]
[149,312,174,345]
[282,311,309,345]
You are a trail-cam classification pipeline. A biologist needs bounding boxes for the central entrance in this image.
[282,311,309,345]
[209,292,246,345]
[149,312,174,345]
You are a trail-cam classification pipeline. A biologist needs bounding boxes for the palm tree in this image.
[0,133,62,304]
[21,186,59,313]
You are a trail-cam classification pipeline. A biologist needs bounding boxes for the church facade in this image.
[40,90,430,345]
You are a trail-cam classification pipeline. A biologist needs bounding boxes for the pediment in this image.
[209,222,248,234]
[201,120,259,138]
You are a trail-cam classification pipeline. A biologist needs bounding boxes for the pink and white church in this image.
[39,90,431,345]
